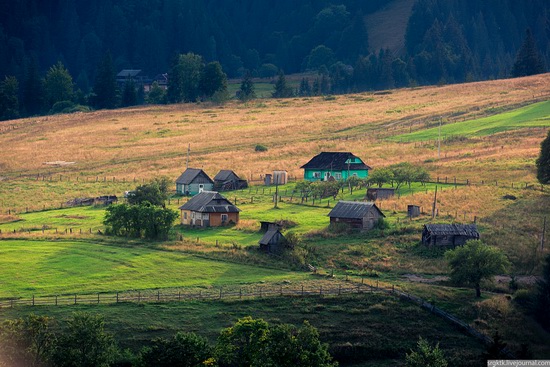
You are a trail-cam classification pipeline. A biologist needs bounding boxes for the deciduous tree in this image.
[140,332,213,367]
[445,240,510,297]
[44,61,74,110]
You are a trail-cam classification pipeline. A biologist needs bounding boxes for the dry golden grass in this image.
[0,74,548,184]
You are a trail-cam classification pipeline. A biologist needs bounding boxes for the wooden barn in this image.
[213,170,248,191]
[259,223,286,253]
[366,188,395,201]
[328,201,385,230]
[175,168,214,196]
[178,191,240,227]
[422,224,480,247]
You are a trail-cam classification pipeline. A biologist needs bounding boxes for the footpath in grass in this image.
[0,239,308,298]
[392,100,550,142]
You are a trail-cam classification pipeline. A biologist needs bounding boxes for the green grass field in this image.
[393,100,550,141]
[0,239,308,298]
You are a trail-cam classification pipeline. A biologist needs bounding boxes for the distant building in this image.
[421,224,480,247]
[178,191,240,227]
[301,152,371,182]
[407,205,421,218]
[145,73,168,91]
[175,168,214,196]
[259,222,286,253]
[214,170,248,191]
[116,69,148,87]
[328,201,384,230]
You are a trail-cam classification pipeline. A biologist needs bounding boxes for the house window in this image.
[221,214,228,222]
[184,212,187,219]
[352,173,358,177]
[334,173,342,180]
[313,172,321,179]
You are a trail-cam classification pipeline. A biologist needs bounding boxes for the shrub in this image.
[374,218,390,230]
[513,289,534,311]
[254,144,268,152]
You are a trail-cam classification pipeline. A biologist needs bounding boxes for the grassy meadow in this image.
[1,74,550,362]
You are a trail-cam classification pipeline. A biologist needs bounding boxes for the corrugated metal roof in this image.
[300,152,371,170]
[175,168,214,185]
[178,191,240,213]
[424,224,479,237]
[328,201,385,219]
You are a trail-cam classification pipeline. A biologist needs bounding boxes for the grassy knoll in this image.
[0,239,308,298]
[393,100,550,142]
[0,294,486,366]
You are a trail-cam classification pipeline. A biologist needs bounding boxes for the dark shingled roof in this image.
[117,69,142,78]
[175,168,214,185]
[259,228,283,245]
[178,191,240,213]
[423,224,479,237]
[328,201,385,219]
[300,152,371,170]
[214,170,240,182]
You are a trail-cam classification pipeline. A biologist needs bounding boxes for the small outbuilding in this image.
[408,205,421,218]
[366,188,395,201]
[259,226,286,253]
[179,191,240,227]
[214,170,248,191]
[328,201,385,230]
[175,168,214,195]
[422,224,480,247]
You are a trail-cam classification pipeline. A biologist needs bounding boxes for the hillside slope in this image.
[365,0,415,54]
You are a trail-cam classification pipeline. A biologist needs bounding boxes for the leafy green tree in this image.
[367,168,394,188]
[445,240,510,297]
[121,79,137,107]
[512,29,545,77]
[238,71,255,101]
[140,332,213,367]
[535,254,550,330]
[92,53,118,109]
[216,317,268,367]
[44,61,74,110]
[536,129,550,184]
[258,63,278,78]
[200,61,228,99]
[406,337,447,367]
[0,76,20,120]
[167,53,204,103]
[104,202,178,240]
[388,162,430,189]
[306,45,336,71]
[51,312,117,367]
[0,314,55,367]
[147,81,166,105]
[127,177,171,207]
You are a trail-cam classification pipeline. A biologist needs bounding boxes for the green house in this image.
[300,152,371,182]
[175,168,214,196]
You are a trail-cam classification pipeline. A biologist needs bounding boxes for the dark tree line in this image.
[0,0,548,119]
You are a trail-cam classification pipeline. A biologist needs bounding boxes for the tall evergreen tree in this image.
[298,77,312,96]
[537,129,550,184]
[238,71,255,101]
[121,79,137,107]
[22,58,43,116]
[92,52,118,109]
[272,70,293,98]
[0,76,19,120]
[512,29,546,77]
[43,61,74,110]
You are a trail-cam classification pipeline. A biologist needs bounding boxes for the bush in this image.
[374,218,390,230]
[513,289,535,311]
[254,144,268,152]
[328,222,351,234]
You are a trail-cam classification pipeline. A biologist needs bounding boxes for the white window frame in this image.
[313,172,321,179]
[221,214,228,222]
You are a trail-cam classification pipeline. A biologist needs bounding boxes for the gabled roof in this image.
[300,152,371,170]
[175,168,214,185]
[178,191,240,213]
[214,170,240,182]
[328,201,385,219]
[423,224,479,237]
[117,69,142,78]
[259,228,283,245]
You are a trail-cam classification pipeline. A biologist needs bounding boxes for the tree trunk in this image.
[475,284,481,298]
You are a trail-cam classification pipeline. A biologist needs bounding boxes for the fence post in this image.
[179,291,181,301]
[320,286,322,296]
[32,295,35,306]
[55,295,57,306]
[240,288,242,299]
[301,285,304,296]
[338,285,341,295]
[74,294,77,305]
[116,292,119,303]
[280,285,283,296]
[219,288,222,299]
[97,293,100,304]
[157,290,160,301]
[138,291,141,303]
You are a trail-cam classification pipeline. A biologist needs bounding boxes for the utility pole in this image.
[432,185,438,219]
[274,175,279,209]
[186,144,190,169]
[438,117,442,160]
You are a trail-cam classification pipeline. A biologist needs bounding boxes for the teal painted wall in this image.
[303,169,368,181]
